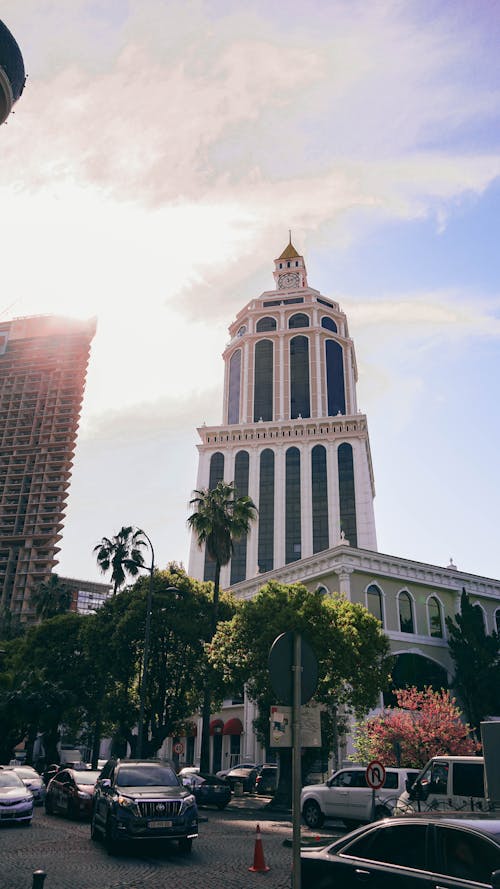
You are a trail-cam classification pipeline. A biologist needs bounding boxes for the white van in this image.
[396,756,486,815]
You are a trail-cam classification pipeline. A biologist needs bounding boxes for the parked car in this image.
[10,766,46,806]
[91,759,198,853]
[396,755,486,815]
[301,766,419,829]
[181,772,231,810]
[217,761,260,779]
[0,769,33,825]
[223,765,258,793]
[178,767,200,778]
[301,816,500,888]
[255,765,278,795]
[45,768,101,819]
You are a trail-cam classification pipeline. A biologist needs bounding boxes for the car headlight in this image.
[117,795,140,815]
[179,794,196,814]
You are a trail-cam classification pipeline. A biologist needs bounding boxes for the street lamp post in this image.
[137,530,155,760]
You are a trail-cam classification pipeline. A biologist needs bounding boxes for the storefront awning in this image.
[210,718,224,736]
[222,717,243,736]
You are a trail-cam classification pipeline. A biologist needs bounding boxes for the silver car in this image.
[10,766,46,805]
[0,770,33,824]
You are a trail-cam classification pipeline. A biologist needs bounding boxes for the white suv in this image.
[301,766,419,829]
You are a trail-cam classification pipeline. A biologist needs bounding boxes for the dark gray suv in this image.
[91,759,198,853]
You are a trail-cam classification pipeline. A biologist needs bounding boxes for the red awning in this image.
[222,717,243,736]
[210,719,224,736]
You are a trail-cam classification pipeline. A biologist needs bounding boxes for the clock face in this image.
[278,272,299,289]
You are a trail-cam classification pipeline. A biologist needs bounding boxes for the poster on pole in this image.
[270,704,321,747]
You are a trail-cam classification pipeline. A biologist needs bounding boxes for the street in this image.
[1,798,343,889]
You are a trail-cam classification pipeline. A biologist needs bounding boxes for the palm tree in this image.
[188,481,257,633]
[32,574,72,620]
[93,526,146,594]
[187,480,257,770]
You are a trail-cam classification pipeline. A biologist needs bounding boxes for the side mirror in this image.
[100,779,111,790]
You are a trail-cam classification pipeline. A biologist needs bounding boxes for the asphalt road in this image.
[1,797,344,889]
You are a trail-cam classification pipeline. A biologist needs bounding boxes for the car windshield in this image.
[0,772,25,788]
[116,765,179,787]
[74,771,100,785]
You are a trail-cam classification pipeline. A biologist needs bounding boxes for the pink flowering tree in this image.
[352,686,478,768]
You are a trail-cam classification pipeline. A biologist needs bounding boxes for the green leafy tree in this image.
[93,525,147,594]
[351,686,477,769]
[31,574,72,620]
[187,481,257,771]
[446,588,500,736]
[210,581,392,805]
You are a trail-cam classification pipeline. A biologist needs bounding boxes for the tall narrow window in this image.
[230,451,249,585]
[286,447,301,563]
[312,445,329,553]
[399,591,415,633]
[290,335,310,418]
[428,596,443,638]
[495,609,500,635]
[321,316,337,333]
[338,443,357,547]
[203,452,224,583]
[254,340,273,422]
[367,584,384,627]
[258,449,274,573]
[326,340,346,415]
[228,349,241,424]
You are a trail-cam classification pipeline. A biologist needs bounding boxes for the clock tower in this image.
[188,239,377,587]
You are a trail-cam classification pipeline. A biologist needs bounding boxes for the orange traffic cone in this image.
[249,823,270,873]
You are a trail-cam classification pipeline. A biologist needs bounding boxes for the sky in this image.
[1,0,500,585]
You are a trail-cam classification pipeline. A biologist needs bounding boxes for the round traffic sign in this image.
[268,632,318,706]
[173,742,184,755]
[366,759,385,789]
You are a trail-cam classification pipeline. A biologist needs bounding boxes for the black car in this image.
[255,765,278,795]
[301,816,500,888]
[181,773,231,810]
[91,759,198,853]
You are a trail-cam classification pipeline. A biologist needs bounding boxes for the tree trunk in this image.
[91,716,102,769]
[199,686,211,773]
[268,749,293,810]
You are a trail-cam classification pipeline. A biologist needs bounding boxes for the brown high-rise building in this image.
[0,315,96,620]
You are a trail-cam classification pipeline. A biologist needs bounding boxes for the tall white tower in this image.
[188,240,377,587]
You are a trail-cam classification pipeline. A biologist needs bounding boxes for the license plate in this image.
[148,820,172,829]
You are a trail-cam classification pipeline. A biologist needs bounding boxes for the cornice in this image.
[196,414,370,448]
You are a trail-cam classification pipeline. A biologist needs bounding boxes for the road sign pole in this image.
[292,632,302,889]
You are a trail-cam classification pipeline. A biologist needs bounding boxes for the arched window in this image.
[254,339,273,422]
[338,443,357,547]
[203,453,224,582]
[312,445,329,553]
[256,316,277,332]
[258,449,274,573]
[288,313,310,329]
[321,316,337,333]
[495,609,500,635]
[367,584,384,627]
[286,447,301,563]
[227,349,241,424]
[290,335,310,418]
[316,585,329,596]
[428,596,443,638]
[399,591,415,634]
[326,339,346,415]
[230,451,249,585]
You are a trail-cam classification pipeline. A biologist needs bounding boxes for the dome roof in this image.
[0,19,26,124]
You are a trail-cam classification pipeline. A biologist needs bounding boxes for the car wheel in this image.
[178,837,193,854]
[90,814,101,841]
[302,800,324,829]
[44,797,53,815]
[216,803,228,810]
[105,815,120,852]
[21,819,32,827]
